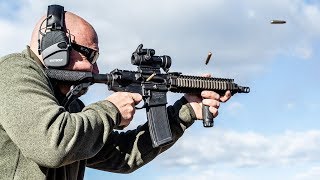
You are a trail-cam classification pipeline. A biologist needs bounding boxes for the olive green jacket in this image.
[0,48,196,180]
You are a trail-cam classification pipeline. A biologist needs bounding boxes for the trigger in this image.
[135,102,147,109]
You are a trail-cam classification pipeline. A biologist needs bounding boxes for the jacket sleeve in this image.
[86,96,197,173]
[0,54,120,168]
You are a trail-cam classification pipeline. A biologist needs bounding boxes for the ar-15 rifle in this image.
[45,44,250,147]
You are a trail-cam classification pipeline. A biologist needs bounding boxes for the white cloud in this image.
[159,129,320,168]
[294,166,320,180]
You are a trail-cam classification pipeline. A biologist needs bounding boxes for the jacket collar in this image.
[24,45,45,68]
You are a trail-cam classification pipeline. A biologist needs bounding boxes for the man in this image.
[0,5,231,180]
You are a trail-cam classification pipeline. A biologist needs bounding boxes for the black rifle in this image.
[45,44,250,147]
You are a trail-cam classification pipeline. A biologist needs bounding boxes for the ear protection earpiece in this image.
[38,5,71,68]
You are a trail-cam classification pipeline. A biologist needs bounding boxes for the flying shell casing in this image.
[205,52,212,65]
[270,20,286,24]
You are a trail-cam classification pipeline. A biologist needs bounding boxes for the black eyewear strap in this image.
[71,42,99,64]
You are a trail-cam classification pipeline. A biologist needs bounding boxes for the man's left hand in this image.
[184,90,232,120]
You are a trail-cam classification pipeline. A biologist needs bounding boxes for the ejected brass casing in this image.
[205,52,212,65]
[270,20,286,24]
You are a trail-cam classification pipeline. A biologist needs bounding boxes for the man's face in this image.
[65,41,100,74]
[57,35,100,95]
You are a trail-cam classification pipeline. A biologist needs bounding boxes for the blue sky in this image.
[1,0,320,179]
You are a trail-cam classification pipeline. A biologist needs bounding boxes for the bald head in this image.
[29,11,99,61]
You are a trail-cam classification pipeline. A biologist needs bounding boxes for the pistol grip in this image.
[202,105,214,127]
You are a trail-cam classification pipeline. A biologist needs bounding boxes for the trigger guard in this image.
[135,102,147,109]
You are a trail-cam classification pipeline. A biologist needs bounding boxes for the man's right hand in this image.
[106,92,142,127]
